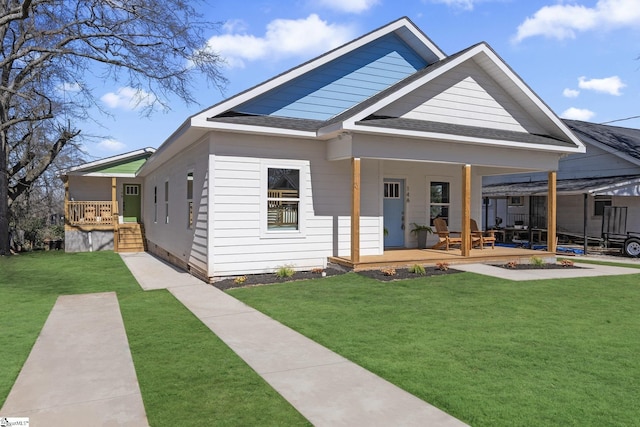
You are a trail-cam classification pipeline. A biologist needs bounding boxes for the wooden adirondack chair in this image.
[470,218,496,249]
[433,218,463,250]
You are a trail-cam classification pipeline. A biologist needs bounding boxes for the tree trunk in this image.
[0,130,9,255]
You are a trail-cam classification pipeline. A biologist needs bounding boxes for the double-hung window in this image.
[267,168,300,231]
[430,181,450,225]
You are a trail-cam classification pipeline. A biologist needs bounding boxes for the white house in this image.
[64,17,585,280]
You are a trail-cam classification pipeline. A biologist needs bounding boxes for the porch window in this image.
[187,171,193,228]
[430,181,450,226]
[267,168,299,230]
[594,196,611,216]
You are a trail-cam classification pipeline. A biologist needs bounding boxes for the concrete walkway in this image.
[455,258,640,281]
[120,252,468,427]
[0,292,149,426]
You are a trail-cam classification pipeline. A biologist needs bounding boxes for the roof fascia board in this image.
[195,119,317,139]
[68,172,137,178]
[192,17,442,122]
[345,122,585,154]
[64,147,155,174]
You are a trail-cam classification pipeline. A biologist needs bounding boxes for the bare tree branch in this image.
[0,0,32,28]
[0,0,228,253]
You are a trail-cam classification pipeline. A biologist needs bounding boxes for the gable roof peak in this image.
[191,17,447,124]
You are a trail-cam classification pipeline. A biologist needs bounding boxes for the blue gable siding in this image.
[235,33,429,121]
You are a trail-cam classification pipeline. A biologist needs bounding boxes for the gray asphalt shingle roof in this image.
[563,119,640,162]
[357,116,574,147]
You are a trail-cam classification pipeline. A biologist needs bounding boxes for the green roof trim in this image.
[83,155,151,174]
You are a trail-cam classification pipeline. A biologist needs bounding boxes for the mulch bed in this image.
[213,264,465,289]
[356,266,463,282]
[212,265,347,290]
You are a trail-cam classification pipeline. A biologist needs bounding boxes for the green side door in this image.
[123,184,141,223]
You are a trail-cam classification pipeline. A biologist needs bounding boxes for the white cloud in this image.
[205,14,356,68]
[315,0,380,13]
[97,138,126,152]
[561,107,596,121]
[513,0,640,43]
[578,76,625,96]
[57,82,82,93]
[100,87,157,110]
[563,88,580,98]
[429,0,477,10]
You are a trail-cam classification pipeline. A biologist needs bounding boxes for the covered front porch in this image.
[331,246,556,271]
[62,148,154,252]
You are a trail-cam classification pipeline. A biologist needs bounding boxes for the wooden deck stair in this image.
[117,223,147,252]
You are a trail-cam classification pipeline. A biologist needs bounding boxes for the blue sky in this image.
[81,0,640,159]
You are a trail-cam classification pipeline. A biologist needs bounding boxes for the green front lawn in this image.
[228,269,640,426]
[0,252,308,426]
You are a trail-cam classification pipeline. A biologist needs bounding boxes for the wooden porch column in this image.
[112,177,119,252]
[111,177,118,215]
[351,157,361,263]
[461,164,472,256]
[547,171,557,253]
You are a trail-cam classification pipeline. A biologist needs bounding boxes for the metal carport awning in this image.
[483,175,640,197]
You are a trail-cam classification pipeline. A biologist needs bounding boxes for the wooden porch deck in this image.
[330,246,556,271]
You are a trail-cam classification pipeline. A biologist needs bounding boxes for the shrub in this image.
[409,264,426,275]
[506,260,518,269]
[233,276,247,285]
[275,265,296,279]
[530,256,545,267]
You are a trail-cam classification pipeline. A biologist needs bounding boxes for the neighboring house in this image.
[63,148,155,252]
[64,17,585,280]
[483,119,640,249]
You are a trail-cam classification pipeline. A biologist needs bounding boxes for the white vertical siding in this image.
[377,60,545,134]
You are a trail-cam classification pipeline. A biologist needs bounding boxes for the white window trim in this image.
[428,178,452,226]
[164,180,169,224]
[260,160,307,239]
[153,185,158,223]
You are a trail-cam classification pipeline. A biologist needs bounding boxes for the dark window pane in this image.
[267,201,299,230]
[594,198,611,216]
[268,168,299,194]
[430,206,449,225]
[430,182,449,204]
